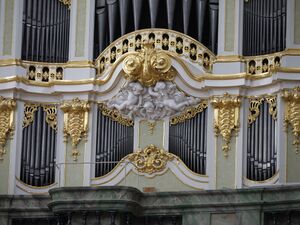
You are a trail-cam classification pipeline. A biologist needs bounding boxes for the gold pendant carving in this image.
[61,98,90,161]
[170,100,208,125]
[127,145,174,174]
[122,43,175,87]
[59,0,71,7]
[265,96,277,120]
[282,87,300,153]
[0,96,16,160]
[248,97,264,125]
[211,93,241,157]
[23,104,39,128]
[43,106,57,131]
[99,103,133,126]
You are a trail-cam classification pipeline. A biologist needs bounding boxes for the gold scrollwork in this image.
[282,87,300,153]
[122,43,176,87]
[248,97,264,125]
[170,100,208,125]
[23,104,39,128]
[43,106,58,131]
[61,98,90,161]
[0,97,16,160]
[211,93,241,157]
[127,145,174,174]
[99,103,133,126]
[265,96,277,120]
[59,0,71,7]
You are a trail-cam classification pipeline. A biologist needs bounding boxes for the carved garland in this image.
[282,87,300,153]
[211,93,241,157]
[0,97,16,160]
[126,145,174,174]
[99,103,133,126]
[61,98,90,161]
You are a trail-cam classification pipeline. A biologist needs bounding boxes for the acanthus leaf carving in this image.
[282,87,300,153]
[43,105,58,131]
[0,96,16,160]
[248,97,264,125]
[23,104,38,128]
[61,98,90,161]
[211,93,241,158]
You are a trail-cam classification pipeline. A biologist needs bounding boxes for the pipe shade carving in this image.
[127,145,175,174]
[23,104,39,128]
[0,97,16,160]
[61,98,90,161]
[122,43,175,87]
[211,93,241,157]
[282,87,300,153]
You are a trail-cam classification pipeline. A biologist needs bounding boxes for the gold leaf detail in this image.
[282,87,300,153]
[248,97,264,125]
[43,106,58,131]
[265,96,277,120]
[127,145,174,174]
[211,93,241,157]
[122,43,175,87]
[99,103,133,127]
[170,100,208,125]
[61,98,90,161]
[23,104,38,128]
[0,96,16,160]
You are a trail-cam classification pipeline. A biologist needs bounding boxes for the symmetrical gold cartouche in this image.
[99,103,133,126]
[61,98,90,161]
[282,87,300,153]
[0,97,16,160]
[127,145,174,174]
[122,43,175,87]
[211,93,241,157]
[170,100,208,125]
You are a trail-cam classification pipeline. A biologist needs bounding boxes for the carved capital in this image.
[0,96,16,160]
[211,93,241,157]
[122,43,175,87]
[61,98,90,161]
[282,87,300,153]
[127,145,174,174]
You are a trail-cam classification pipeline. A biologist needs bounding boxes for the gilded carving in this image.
[282,87,300,153]
[59,0,71,7]
[147,121,156,135]
[0,97,16,160]
[127,145,174,174]
[265,96,277,120]
[23,104,39,128]
[170,100,208,125]
[43,106,58,131]
[122,43,175,87]
[248,97,263,125]
[98,103,133,127]
[211,93,241,157]
[61,98,90,161]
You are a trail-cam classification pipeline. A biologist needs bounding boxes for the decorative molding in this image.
[248,97,264,125]
[0,97,16,160]
[170,100,208,125]
[98,103,133,126]
[123,43,176,87]
[282,87,300,153]
[61,98,90,161]
[23,104,39,128]
[127,145,175,174]
[43,106,58,131]
[211,93,241,157]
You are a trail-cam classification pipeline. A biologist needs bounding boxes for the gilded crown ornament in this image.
[211,93,241,157]
[0,97,16,160]
[61,98,90,161]
[122,43,175,87]
[127,145,175,174]
[282,87,300,153]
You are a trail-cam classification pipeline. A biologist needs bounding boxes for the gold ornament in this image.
[99,103,133,126]
[282,87,300,153]
[211,93,241,157]
[248,97,264,125]
[0,97,16,160]
[147,121,156,135]
[43,106,58,131]
[127,145,174,174]
[61,98,90,161]
[265,96,277,120]
[23,104,39,128]
[59,0,71,7]
[122,43,175,87]
[170,100,208,125]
